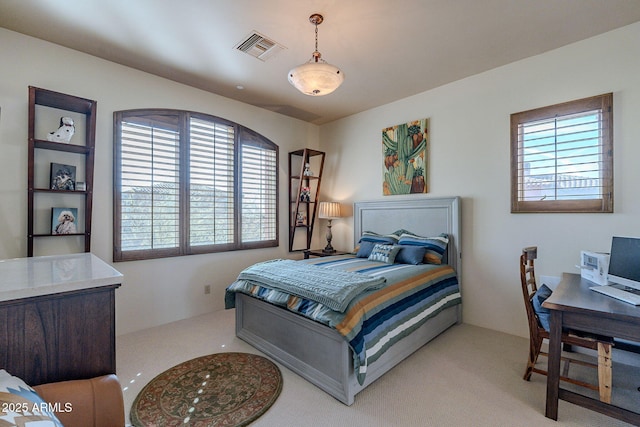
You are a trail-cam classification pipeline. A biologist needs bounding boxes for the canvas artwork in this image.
[50,163,76,190]
[382,118,428,195]
[51,207,78,235]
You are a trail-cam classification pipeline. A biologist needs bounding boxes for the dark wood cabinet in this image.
[0,285,119,386]
[0,253,122,386]
[0,285,119,385]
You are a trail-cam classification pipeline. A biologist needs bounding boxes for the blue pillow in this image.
[397,232,449,264]
[532,284,553,331]
[356,241,376,258]
[395,245,427,265]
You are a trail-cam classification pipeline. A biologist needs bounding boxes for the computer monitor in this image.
[607,236,640,290]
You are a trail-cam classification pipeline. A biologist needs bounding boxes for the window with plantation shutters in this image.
[510,93,613,213]
[189,117,235,248]
[241,141,277,242]
[114,109,278,261]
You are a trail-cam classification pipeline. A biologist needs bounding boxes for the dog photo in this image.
[51,207,78,235]
[50,163,76,191]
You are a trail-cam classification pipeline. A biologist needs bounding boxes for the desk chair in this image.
[520,246,613,403]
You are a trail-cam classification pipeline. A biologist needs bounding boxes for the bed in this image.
[226,197,462,405]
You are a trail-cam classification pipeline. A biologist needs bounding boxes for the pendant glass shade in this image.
[288,13,344,96]
[288,61,344,96]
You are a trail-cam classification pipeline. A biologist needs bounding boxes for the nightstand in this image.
[303,249,351,259]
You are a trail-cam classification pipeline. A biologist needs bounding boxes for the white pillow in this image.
[0,369,63,427]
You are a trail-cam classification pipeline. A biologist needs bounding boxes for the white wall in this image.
[0,28,319,335]
[2,23,639,340]
[319,22,640,338]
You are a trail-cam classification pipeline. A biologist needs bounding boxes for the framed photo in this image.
[295,212,307,226]
[382,118,429,195]
[51,207,78,235]
[50,163,76,190]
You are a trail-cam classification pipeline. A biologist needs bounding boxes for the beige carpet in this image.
[117,309,640,426]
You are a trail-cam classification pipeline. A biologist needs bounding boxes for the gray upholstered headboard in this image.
[353,197,461,282]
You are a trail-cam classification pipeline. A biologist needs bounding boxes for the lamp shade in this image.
[318,201,341,219]
[288,61,344,96]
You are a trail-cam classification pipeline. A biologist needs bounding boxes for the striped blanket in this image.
[225,254,461,384]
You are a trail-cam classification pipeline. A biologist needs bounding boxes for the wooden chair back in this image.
[520,246,540,338]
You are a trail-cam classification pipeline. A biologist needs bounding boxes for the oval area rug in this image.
[130,352,282,427]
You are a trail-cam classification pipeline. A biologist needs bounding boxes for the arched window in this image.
[113,109,278,261]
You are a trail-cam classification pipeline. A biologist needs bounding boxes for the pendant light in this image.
[288,14,344,96]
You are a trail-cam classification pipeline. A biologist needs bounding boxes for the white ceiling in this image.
[2,0,640,125]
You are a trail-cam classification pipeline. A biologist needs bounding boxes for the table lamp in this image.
[318,201,341,253]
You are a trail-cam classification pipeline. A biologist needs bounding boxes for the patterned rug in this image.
[130,352,282,427]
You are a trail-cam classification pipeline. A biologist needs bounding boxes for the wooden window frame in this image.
[113,109,278,262]
[510,93,613,213]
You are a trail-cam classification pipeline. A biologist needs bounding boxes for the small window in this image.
[113,109,278,261]
[510,93,613,213]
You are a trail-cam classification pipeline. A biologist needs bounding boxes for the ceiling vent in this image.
[235,31,285,61]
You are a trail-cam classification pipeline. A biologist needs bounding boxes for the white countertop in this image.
[0,253,123,302]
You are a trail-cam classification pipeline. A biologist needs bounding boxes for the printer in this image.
[579,250,610,286]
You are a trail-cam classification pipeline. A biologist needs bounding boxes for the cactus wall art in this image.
[382,118,428,195]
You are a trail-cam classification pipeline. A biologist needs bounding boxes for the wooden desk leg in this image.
[546,310,562,420]
[597,342,612,403]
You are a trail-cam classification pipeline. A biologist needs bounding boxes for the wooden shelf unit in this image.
[288,148,325,252]
[27,86,96,256]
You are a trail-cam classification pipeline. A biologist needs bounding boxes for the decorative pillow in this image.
[397,232,449,264]
[368,244,401,264]
[0,370,63,426]
[395,245,428,265]
[356,231,398,257]
[532,284,553,331]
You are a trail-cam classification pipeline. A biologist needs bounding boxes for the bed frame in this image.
[235,197,462,405]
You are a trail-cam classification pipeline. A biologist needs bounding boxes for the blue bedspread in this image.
[236,259,385,312]
[226,255,461,384]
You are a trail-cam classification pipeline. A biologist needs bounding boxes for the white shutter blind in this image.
[241,142,277,242]
[120,121,180,250]
[189,117,235,246]
[511,93,613,213]
[517,110,605,201]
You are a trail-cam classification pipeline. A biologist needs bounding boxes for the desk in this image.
[543,273,640,424]
[0,253,122,385]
